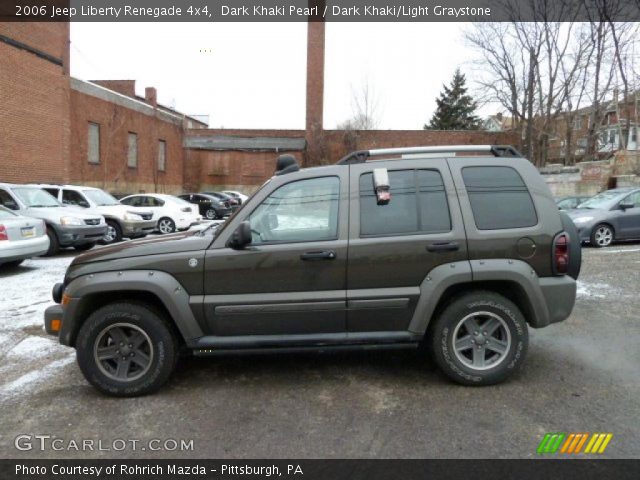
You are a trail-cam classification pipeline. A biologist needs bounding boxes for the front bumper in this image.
[121,219,156,238]
[0,235,49,262]
[44,304,64,336]
[53,224,108,246]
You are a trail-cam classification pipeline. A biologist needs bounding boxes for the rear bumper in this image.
[52,224,108,246]
[121,219,156,237]
[538,276,577,326]
[0,235,49,262]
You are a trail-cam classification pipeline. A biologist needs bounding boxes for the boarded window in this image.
[158,140,166,172]
[88,123,100,164]
[127,133,138,168]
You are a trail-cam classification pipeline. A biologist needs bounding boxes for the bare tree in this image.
[337,78,380,130]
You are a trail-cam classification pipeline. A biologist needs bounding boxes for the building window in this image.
[631,127,637,143]
[88,123,100,164]
[572,117,582,130]
[127,132,138,168]
[157,140,166,172]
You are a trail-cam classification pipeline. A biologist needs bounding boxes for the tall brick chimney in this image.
[305,17,325,134]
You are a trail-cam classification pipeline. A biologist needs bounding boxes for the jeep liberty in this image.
[44,145,580,396]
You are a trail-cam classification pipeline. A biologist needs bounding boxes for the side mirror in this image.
[372,168,391,205]
[619,202,634,211]
[227,221,252,250]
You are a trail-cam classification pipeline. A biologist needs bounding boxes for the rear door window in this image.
[359,169,451,236]
[462,166,537,230]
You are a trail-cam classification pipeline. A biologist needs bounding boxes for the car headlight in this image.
[572,216,594,224]
[123,212,143,221]
[60,216,84,226]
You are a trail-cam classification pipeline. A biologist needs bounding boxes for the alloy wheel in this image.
[93,323,154,382]
[451,312,511,371]
[594,226,613,247]
[158,219,174,234]
[103,225,116,243]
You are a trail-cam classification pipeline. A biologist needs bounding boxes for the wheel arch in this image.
[61,271,203,347]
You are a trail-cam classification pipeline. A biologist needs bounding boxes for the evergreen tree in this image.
[425,69,481,130]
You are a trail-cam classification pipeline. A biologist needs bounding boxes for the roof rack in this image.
[336,145,523,165]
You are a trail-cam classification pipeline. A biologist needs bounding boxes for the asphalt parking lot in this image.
[0,243,639,459]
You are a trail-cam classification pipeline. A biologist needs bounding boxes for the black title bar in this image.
[1,0,640,22]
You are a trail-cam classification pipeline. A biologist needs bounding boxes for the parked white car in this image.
[120,194,202,234]
[36,184,156,244]
[0,205,49,267]
[222,190,249,204]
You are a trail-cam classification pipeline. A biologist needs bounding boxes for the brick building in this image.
[1,21,518,195]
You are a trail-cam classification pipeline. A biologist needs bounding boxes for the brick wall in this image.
[69,85,185,195]
[0,23,70,184]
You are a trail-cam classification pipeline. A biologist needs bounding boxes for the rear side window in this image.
[462,166,537,230]
[359,169,451,236]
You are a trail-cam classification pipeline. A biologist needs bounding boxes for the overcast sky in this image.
[70,22,494,129]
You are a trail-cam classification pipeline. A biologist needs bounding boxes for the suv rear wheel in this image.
[430,291,528,386]
[75,302,178,397]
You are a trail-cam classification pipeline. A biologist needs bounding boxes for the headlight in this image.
[60,216,84,226]
[572,216,594,224]
[123,212,143,221]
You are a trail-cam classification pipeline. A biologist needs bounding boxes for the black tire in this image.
[43,226,60,256]
[430,291,528,386]
[157,217,176,234]
[590,223,614,248]
[75,302,179,397]
[103,220,123,244]
[205,209,217,220]
[2,259,24,268]
[74,243,95,252]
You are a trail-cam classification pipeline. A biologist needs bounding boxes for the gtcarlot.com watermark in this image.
[14,434,194,452]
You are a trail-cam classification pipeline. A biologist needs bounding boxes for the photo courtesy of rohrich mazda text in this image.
[0,0,639,479]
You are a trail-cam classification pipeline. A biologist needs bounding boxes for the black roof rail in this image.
[336,145,523,165]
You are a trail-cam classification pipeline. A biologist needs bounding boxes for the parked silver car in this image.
[567,187,640,247]
[0,206,49,267]
[0,183,107,256]
[36,184,156,244]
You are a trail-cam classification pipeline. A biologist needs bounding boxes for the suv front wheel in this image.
[430,291,528,386]
[76,302,178,396]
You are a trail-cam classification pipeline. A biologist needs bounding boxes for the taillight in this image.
[0,225,7,241]
[554,233,569,275]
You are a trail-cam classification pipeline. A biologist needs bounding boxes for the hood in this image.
[565,208,607,218]
[71,229,213,265]
[25,206,103,220]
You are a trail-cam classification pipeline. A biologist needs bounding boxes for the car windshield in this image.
[12,187,60,207]
[577,191,623,209]
[83,189,120,206]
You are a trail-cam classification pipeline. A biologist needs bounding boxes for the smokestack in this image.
[305,5,325,134]
[145,87,157,108]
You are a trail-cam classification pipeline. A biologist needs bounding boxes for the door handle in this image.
[426,242,459,252]
[300,250,336,261]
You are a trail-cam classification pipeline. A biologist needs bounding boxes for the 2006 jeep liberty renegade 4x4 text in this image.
[44,145,580,396]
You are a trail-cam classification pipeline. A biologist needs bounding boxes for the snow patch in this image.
[5,336,61,360]
[576,281,612,299]
[0,353,74,399]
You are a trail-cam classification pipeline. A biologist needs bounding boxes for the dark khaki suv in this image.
[44,145,580,396]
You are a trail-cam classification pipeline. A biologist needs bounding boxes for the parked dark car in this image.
[45,145,580,396]
[203,191,241,211]
[178,193,231,220]
[555,195,591,210]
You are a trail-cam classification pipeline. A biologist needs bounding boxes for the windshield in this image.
[577,191,623,210]
[83,189,119,206]
[12,187,60,207]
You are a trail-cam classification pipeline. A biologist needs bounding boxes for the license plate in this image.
[21,227,35,238]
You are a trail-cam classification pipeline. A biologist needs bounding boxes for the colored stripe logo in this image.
[537,433,613,454]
